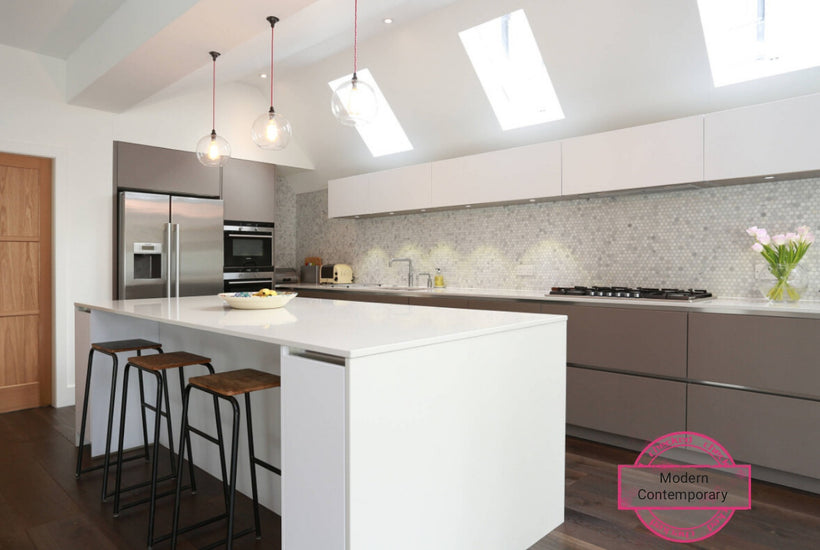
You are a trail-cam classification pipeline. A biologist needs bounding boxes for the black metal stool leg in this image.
[137,369,151,460]
[100,352,120,500]
[75,348,95,479]
[170,384,194,550]
[225,396,241,550]
[245,392,262,539]
[113,363,133,517]
[160,370,177,476]
[213,389,229,510]
[147,370,165,548]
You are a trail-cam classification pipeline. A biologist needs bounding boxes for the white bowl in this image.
[218,291,297,310]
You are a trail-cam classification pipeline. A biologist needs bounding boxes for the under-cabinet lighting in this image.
[459,9,564,130]
[697,0,820,86]
[764,175,775,179]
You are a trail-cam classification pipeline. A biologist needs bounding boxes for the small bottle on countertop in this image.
[434,267,445,288]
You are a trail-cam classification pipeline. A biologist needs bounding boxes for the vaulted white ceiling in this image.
[2,0,820,193]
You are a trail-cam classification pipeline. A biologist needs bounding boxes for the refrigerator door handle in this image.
[174,223,181,298]
[165,222,173,298]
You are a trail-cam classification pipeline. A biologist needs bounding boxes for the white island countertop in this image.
[76,295,565,358]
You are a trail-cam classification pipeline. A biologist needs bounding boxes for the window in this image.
[459,9,564,130]
[327,68,413,157]
[697,0,820,86]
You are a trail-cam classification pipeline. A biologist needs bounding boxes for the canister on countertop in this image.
[434,267,445,288]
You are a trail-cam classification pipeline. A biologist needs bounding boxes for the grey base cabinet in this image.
[688,384,820,479]
[568,367,686,441]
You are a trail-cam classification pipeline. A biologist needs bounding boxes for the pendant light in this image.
[252,16,292,150]
[196,51,231,167]
[331,0,378,126]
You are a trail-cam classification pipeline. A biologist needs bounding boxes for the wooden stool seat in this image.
[91,338,163,354]
[127,351,211,371]
[189,369,281,397]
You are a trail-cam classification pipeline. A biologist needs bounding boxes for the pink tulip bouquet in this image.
[746,226,814,302]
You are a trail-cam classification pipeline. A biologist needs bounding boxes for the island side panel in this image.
[347,321,566,550]
[280,348,347,550]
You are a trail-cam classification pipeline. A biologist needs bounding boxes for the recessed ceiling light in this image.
[383,17,393,24]
[465,205,472,208]
[764,176,775,180]
[528,198,536,202]
[389,212,395,215]
[260,73,268,79]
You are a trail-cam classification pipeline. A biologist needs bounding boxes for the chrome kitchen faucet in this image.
[389,258,413,287]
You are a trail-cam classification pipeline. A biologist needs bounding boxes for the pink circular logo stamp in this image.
[618,431,751,543]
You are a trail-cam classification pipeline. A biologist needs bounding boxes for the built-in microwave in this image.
[224,221,274,271]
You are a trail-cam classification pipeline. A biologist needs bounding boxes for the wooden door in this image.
[0,152,52,412]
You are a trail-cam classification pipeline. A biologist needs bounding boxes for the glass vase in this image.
[755,263,808,303]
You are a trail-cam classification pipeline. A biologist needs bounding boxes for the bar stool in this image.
[112,351,215,549]
[170,368,282,550]
[75,338,164,501]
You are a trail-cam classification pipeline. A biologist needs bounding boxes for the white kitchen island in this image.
[75,295,567,550]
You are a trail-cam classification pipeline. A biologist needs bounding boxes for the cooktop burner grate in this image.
[548,286,713,301]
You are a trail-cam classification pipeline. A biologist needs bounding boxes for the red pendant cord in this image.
[212,56,216,131]
[353,0,359,75]
[270,25,280,109]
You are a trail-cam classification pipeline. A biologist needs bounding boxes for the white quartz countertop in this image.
[280,283,820,319]
[76,295,565,358]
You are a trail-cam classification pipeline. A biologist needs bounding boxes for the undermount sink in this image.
[377,285,430,291]
[336,283,429,291]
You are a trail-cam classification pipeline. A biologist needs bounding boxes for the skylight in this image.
[458,9,564,131]
[327,69,413,157]
[697,0,820,86]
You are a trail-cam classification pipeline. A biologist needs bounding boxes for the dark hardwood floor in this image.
[1,406,818,549]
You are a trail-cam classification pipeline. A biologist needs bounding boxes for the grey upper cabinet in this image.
[221,158,276,222]
[114,141,220,197]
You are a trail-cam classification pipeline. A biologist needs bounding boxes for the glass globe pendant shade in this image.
[196,130,231,167]
[331,76,378,126]
[252,108,292,150]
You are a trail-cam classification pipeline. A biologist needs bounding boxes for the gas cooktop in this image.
[548,286,714,301]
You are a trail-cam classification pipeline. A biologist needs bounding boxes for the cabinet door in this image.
[368,164,431,214]
[222,158,275,222]
[114,141,220,197]
[562,116,704,195]
[328,174,372,218]
[688,385,820,479]
[704,93,820,181]
[688,313,820,399]
[568,367,686,441]
[431,141,561,207]
[541,304,687,378]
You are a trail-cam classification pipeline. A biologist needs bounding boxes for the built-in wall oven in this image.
[223,220,274,292]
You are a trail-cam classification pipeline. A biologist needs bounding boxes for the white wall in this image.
[0,43,313,408]
[0,44,115,407]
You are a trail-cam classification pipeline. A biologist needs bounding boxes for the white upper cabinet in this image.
[562,116,704,195]
[369,164,432,214]
[704,93,820,181]
[328,173,372,218]
[328,164,432,218]
[431,141,562,207]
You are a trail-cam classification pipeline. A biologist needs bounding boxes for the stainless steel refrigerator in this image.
[118,191,223,299]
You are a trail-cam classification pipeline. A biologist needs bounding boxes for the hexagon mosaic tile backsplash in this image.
[290,177,819,300]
